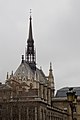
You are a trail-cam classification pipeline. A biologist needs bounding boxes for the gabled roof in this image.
[56,87,80,97]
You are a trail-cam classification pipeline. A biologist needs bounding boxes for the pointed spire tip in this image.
[30,9,32,19]
[50,62,52,71]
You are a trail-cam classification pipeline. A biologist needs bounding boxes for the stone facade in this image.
[0,86,68,120]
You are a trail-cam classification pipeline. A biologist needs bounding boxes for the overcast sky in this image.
[0,0,80,91]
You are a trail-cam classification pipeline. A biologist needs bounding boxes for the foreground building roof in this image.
[56,87,80,97]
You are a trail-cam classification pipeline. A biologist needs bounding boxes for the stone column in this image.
[10,106,13,120]
[44,85,47,101]
[27,107,29,120]
[19,106,21,120]
[38,107,42,120]
[35,107,37,120]
[47,87,51,105]
[40,83,44,99]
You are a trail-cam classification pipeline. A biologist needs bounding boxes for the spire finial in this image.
[30,9,32,20]
[11,71,13,76]
[22,55,24,63]
[6,72,9,79]
[30,9,32,16]
[50,62,52,71]
[48,62,53,78]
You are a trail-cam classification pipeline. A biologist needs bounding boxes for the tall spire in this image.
[49,62,53,77]
[48,62,55,97]
[25,10,36,71]
[28,14,33,41]
[48,62,54,86]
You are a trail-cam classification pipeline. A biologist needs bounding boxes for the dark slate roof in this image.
[14,61,33,78]
[14,61,47,84]
[56,87,80,97]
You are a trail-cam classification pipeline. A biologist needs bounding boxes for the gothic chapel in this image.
[0,15,68,120]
